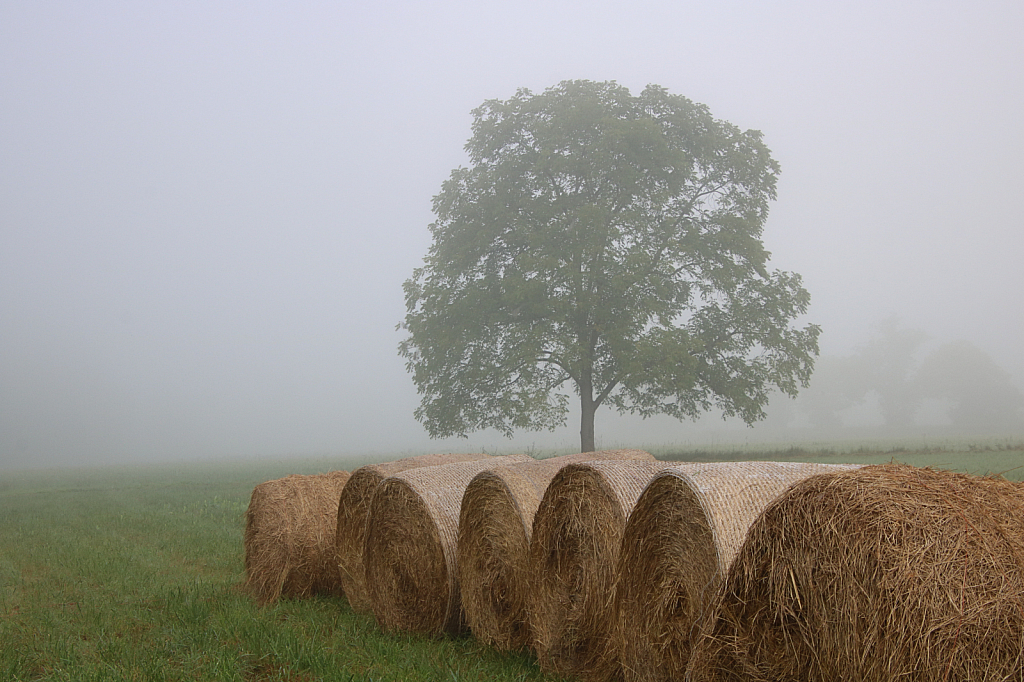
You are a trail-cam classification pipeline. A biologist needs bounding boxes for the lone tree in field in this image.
[399,80,820,452]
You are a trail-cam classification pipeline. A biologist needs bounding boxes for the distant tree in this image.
[913,340,1024,431]
[399,80,820,452]
[848,318,928,427]
[794,318,928,429]
[798,355,864,429]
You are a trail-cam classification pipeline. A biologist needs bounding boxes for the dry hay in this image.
[529,459,674,680]
[364,453,534,636]
[611,461,861,682]
[457,449,656,651]
[335,452,493,613]
[688,463,1024,682]
[243,470,351,605]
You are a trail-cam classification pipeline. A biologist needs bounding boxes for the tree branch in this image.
[538,351,578,384]
[594,374,622,408]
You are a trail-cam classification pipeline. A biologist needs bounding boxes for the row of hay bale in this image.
[244,453,1024,682]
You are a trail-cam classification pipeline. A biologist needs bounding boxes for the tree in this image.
[798,355,864,429]
[848,317,928,428]
[914,340,1024,431]
[790,319,928,431]
[399,80,820,452]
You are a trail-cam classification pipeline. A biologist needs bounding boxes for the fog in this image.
[2,1,1022,470]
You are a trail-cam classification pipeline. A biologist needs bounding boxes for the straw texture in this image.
[335,452,493,613]
[612,461,861,682]
[364,453,534,636]
[689,463,1024,682]
[243,470,350,605]
[529,460,674,679]
[458,450,655,651]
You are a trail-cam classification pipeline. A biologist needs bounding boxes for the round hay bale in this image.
[458,449,656,651]
[243,470,350,605]
[688,463,1024,682]
[335,452,493,613]
[529,459,674,680]
[612,461,861,682]
[365,453,534,636]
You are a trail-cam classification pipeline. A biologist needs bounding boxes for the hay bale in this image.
[612,461,861,682]
[335,452,493,613]
[529,459,674,679]
[458,450,656,651]
[688,463,1024,682]
[243,470,350,605]
[365,453,534,636]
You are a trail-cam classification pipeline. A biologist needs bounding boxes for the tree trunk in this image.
[580,402,597,452]
[579,372,597,452]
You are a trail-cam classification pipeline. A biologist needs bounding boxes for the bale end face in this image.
[458,450,658,653]
[335,471,382,613]
[364,477,450,634]
[364,454,533,636]
[614,473,717,682]
[335,452,492,613]
[689,464,1024,682]
[612,461,861,682]
[458,470,536,650]
[529,461,671,680]
[243,470,350,605]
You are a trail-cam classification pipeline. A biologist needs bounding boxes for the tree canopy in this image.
[399,80,820,452]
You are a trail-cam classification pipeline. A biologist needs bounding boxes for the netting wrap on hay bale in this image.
[688,463,1024,682]
[244,470,350,605]
[364,453,534,636]
[529,459,674,680]
[335,452,493,613]
[457,449,655,651]
[612,461,861,682]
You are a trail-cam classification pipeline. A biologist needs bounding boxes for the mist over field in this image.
[2,1,1022,470]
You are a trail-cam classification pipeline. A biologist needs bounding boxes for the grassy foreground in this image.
[1,444,1021,681]
[0,461,548,682]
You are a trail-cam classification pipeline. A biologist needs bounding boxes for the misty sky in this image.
[2,0,1022,469]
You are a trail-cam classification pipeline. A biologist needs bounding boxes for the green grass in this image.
[653,437,1024,480]
[2,442,1022,680]
[0,462,551,681]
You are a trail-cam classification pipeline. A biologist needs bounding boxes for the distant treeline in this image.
[764,319,1023,432]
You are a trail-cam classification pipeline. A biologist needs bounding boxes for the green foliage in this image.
[400,80,820,450]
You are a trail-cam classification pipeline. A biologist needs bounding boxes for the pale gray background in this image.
[2,0,1022,468]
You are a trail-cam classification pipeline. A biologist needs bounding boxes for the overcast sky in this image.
[2,0,1022,469]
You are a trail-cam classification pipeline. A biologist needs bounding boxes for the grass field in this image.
[1,443,1022,681]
